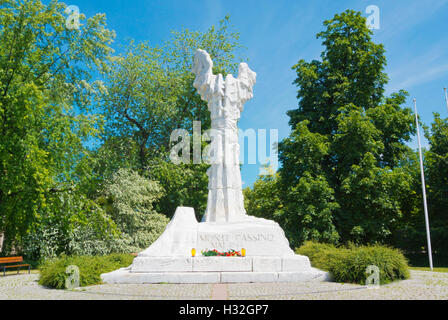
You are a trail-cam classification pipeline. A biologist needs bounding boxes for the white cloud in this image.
[391,63,448,91]
[376,0,448,40]
[386,37,448,92]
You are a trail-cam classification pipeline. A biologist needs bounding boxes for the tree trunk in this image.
[0,232,4,254]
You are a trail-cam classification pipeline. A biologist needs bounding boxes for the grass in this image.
[410,267,448,273]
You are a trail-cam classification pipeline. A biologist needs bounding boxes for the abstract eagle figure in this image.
[192,49,257,223]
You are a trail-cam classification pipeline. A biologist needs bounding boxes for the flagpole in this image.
[414,98,433,271]
[444,88,448,113]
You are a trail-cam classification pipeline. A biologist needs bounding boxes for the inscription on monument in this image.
[198,232,275,250]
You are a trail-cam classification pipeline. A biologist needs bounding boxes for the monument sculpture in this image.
[101,50,329,284]
[193,49,253,223]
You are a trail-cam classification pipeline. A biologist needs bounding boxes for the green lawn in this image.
[410,267,448,273]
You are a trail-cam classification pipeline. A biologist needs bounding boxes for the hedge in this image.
[296,241,410,285]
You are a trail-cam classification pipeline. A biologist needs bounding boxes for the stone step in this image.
[101,268,330,284]
[130,255,312,273]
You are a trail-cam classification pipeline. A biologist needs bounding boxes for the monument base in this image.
[101,207,330,284]
[101,266,329,284]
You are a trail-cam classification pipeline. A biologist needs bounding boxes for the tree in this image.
[244,171,283,224]
[149,159,209,220]
[275,10,417,246]
[97,16,242,218]
[0,0,115,252]
[278,121,340,246]
[98,168,169,251]
[424,114,448,257]
[22,191,119,262]
[287,11,387,137]
[101,17,241,170]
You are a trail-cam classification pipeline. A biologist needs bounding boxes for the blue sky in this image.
[70,0,448,187]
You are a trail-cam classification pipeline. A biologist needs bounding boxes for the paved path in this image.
[0,271,447,300]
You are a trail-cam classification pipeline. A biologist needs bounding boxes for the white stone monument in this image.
[101,50,329,284]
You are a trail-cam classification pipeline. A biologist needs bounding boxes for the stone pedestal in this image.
[101,207,330,284]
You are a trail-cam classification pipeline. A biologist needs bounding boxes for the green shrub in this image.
[38,254,134,289]
[296,241,410,284]
[295,241,337,270]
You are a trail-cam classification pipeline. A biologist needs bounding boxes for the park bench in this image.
[0,256,30,277]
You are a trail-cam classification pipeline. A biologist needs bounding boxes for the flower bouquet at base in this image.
[201,249,243,257]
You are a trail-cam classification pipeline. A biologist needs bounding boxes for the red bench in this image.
[0,256,30,276]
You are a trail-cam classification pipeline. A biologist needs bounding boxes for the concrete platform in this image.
[128,256,312,273]
[101,267,330,284]
[101,268,222,284]
[101,256,330,284]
